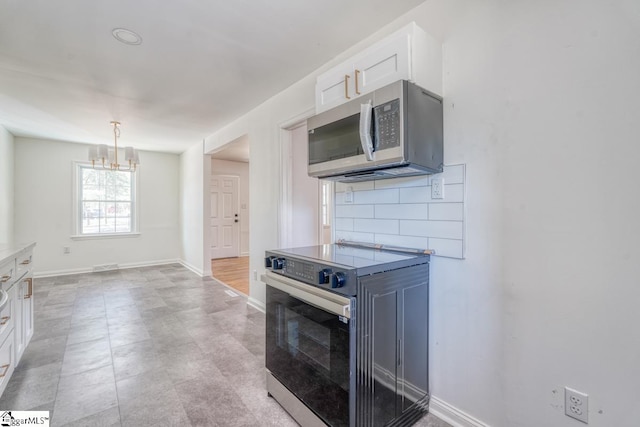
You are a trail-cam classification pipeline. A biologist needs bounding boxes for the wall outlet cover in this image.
[431,178,444,199]
[565,387,588,424]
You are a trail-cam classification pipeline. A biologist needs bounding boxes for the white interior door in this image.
[210,175,240,259]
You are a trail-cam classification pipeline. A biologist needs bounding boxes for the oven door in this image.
[265,273,355,427]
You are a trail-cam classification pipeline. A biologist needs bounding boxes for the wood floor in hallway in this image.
[211,256,250,295]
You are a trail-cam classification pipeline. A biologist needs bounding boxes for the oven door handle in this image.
[262,272,352,319]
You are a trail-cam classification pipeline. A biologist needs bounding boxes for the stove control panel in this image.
[265,251,357,295]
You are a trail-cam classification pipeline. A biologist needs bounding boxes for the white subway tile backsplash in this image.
[354,189,399,204]
[335,204,374,218]
[400,184,464,204]
[375,204,428,220]
[400,220,463,239]
[373,175,430,190]
[332,164,466,259]
[334,218,354,231]
[428,203,464,221]
[399,186,430,203]
[334,231,375,243]
[354,219,399,234]
[428,238,464,258]
[336,181,375,192]
[374,233,429,249]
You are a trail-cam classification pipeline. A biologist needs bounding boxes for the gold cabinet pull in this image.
[0,316,9,326]
[344,74,351,99]
[0,364,10,377]
[24,278,33,299]
[355,69,361,95]
[20,259,31,265]
[0,275,10,283]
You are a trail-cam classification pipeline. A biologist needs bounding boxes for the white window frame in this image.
[71,161,141,240]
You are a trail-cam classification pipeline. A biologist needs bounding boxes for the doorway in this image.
[280,118,334,248]
[207,135,250,295]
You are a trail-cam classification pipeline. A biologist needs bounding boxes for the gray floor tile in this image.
[66,323,109,346]
[108,320,151,347]
[0,362,60,410]
[175,377,259,427]
[16,336,67,371]
[112,340,163,381]
[53,366,118,425]
[59,406,121,427]
[119,387,191,427]
[60,337,112,377]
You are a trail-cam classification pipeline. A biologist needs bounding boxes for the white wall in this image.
[201,1,640,426]
[0,126,14,244]
[180,143,211,276]
[290,124,319,247]
[211,159,250,256]
[13,137,180,275]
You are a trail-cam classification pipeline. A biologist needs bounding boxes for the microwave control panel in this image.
[374,99,401,151]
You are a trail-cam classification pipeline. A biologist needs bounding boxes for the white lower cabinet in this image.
[0,328,15,397]
[0,243,36,398]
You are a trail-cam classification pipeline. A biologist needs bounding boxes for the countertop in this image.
[0,242,36,266]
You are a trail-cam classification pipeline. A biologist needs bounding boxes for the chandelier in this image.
[88,121,140,171]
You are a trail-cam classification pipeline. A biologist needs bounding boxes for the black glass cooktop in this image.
[271,244,427,269]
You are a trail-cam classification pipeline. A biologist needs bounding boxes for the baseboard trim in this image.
[429,395,490,427]
[178,260,204,277]
[247,297,265,313]
[34,259,181,278]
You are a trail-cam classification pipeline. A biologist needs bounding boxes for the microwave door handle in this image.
[359,101,375,161]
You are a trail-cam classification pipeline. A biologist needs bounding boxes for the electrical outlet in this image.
[565,387,588,424]
[345,186,354,203]
[63,246,71,254]
[253,270,258,280]
[431,178,445,199]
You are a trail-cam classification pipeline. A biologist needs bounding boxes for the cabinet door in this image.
[0,284,15,346]
[357,264,430,425]
[353,31,411,97]
[0,329,15,397]
[15,280,24,361]
[399,281,429,413]
[17,278,33,361]
[315,62,355,113]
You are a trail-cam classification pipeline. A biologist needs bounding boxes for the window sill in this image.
[70,232,141,241]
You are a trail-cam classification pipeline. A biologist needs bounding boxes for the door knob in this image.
[234,219,239,223]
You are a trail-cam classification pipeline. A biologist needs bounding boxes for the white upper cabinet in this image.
[315,22,442,113]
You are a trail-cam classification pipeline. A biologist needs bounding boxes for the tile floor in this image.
[0,264,450,427]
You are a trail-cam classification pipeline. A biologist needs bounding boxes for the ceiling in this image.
[0,0,425,153]
[211,134,249,163]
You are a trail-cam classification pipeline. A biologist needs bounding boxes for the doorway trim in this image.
[277,108,315,249]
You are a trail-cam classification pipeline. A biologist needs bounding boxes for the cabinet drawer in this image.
[0,328,15,396]
[0,284,15,345]
[16,250,33,279]
[0,260,15,289]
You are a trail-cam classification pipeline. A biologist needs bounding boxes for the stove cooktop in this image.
[272,244,426,269]
[265,243,430,296]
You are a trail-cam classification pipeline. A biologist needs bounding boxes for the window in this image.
[76,164,136,235]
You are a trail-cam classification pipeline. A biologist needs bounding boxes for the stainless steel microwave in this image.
[307,80,443,182]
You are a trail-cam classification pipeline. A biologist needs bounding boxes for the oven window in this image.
[267,285,352,427]
[280,305,333,371]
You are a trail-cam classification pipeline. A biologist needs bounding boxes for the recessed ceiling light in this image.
[112,28,143,46]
